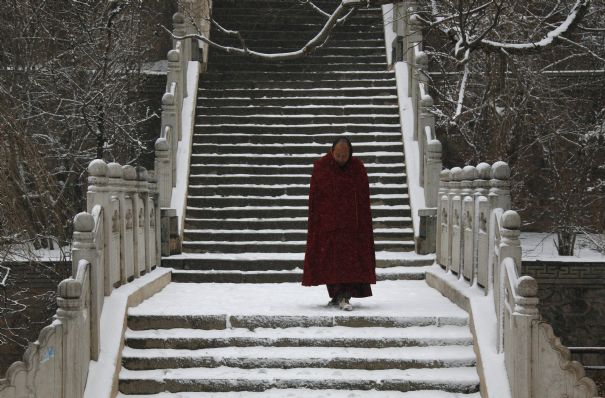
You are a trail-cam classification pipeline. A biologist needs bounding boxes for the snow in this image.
[166,251,428,262]
[171,61,202,235]
[427,266,513,398]
[395,61,426,240]
[117,390,480,398]
[382,3,396,65]
[521,232,605,262]
[187,205,410,211]
[128,280,467,320]
[122,345,476,361]
[125,324,472,342]
[183,228,413,234]
[83,267,171,398]
[120,365,479,384]
[195,123,401,129]
[191,162,406,168]
[188,183,406,188]
[2,244,71,262]
[193,141,401,148]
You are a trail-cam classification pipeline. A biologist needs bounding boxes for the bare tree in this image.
[414,0,605,254]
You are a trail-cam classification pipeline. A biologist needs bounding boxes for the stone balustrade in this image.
[435,160,599,397]
[0,160,161,398]
[390,2,442,254]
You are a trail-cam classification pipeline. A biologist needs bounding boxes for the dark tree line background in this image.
[417,0,605,254]
[0,0,176,374]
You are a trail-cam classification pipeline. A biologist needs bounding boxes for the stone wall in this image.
[523,260,605,348]
[523,259,605,394]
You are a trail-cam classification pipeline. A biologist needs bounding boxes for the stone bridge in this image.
[0,1,600,397]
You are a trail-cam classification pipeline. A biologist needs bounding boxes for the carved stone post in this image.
[412,51,428,140]
[71,213,100,361]
[122,165,139,280]
[166,51,183,142]
[161,91,178,185]
[136,167,149,277]
[106,163,126,287]
[148,172,162,268]
[172,12,189,64]
[86,160,113,297]
[425,139,442,208]
[460,166,477,282]
[57,269,88,398]
[449,167,463,275]
[489,161,511,211]
[436,169,450,267]
[155,136,172,208]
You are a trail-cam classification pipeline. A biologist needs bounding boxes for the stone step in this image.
[169,266,426,283]
[183,227,413,243]
[183,216,412,231]
[201,68,391,82]
[119,366,480,394]
[122,345,476,371]
[181,239,414,254]
[184,205,411,219]
[200,79,395,90]
[162,251,427,272]
[210,23,383,35]
[190,141,402,155]
[195,116,399,129]
[210,29,384,41]
[198,86,395,98]
[189,152,403,165]
[124,323,470,350]
[205,62,389,72]
[188,162,406,175]
[185,194,408,208]
[186,182,408,196]
[195,105,399,117]
[197,96,398,107]
[117,390,481,398]
[210,46,387,56]
[187,173,406,185]
[191,132,403,145]
[209,53,385,64]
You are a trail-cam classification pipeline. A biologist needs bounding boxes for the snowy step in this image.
[193,124,401,135]
[183,216,412,231]
[184,204,411,219]
[210,30,384,42]
[167,265,429,284]
[125,324,471,350]
[186,183,407,197]
[197,96,398,107]
[201,70,394,82]
[200,79,395,90]
[122,345,476,371]
[195,105,399,117]
[185,194,408,208]
[196,115,399,127]
[189,163,405,175]
[205,62,389,72]
[189,153,403,166]
[183,228,413,243]
[119,366,480,394]
[191,132,404,146]
[198,86,395,98]
[188,172,406,184]
[180,239,414,254]
[163,251,432,272]
[117,390,481,398]
[191,141,402,155]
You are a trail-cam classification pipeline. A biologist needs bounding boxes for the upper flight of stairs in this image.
[161,0,433,283]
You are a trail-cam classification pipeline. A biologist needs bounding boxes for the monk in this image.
[302,136,377,311]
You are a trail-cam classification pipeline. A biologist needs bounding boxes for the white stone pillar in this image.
[155,136,172,208]
[425,139,442,208]
[436,169,450,267]
[489,161,511,211]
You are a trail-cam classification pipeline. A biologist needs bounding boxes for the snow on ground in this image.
[117,389,481,398]
[521,232,605,262]
[128,280,468,320]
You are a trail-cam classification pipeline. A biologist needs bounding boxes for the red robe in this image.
[302,151,377,286]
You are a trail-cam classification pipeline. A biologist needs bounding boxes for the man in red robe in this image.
[302,137,377,311]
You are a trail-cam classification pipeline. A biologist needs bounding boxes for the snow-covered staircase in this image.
[118,280,481,396]
[159,0,435,283]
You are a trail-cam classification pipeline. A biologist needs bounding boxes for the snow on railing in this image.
[387,2,441,254]
[436,162,599,397]
[0,160,162,398]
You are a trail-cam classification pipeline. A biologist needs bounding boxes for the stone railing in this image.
[0,160,161,398]
[155,7,209,254]
[388,2,442,254]
[436,162,599,398]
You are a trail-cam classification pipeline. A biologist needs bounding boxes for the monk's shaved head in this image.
[331,137,353,167]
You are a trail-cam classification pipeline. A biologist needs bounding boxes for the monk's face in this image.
[332,141,350,166]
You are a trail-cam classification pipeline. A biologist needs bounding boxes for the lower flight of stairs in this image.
[117,281,481,397]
